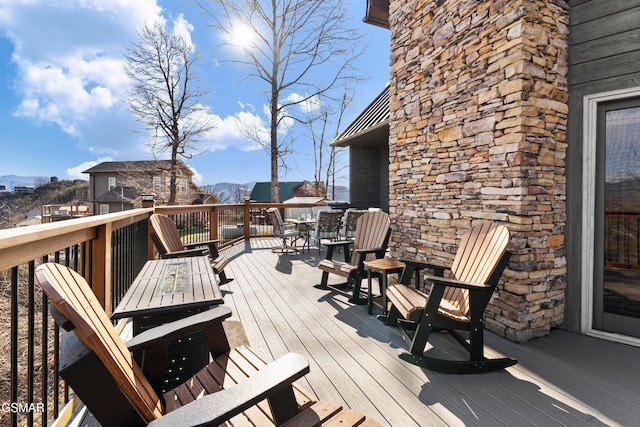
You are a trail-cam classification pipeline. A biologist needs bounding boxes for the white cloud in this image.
[283,93,322,114]
[13,55,125,134]
[237,101,255,112]
[66,157,113,180]
[187,165,204,185]
[0,0,163,147]
[172,13,194,50]
[205,109,268,152]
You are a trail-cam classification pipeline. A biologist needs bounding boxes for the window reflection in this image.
[604,106,640,319]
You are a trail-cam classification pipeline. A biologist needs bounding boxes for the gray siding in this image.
[566,0,640,332]
[349,144,389,211]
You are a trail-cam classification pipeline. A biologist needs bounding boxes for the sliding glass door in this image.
[593,98,640,338]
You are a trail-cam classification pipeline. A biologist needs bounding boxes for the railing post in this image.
[210,206,219,241]
[92,222,113,315]
[244,197,251,240]
[142,194,156,261]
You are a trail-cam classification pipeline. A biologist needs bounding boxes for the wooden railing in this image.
[0,200,323,427]
[604,213,640,270]
[0,208,153,427]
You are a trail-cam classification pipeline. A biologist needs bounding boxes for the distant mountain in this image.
[605,178,640,213]
[211,181,256,194]
[200,181,256,203]
[328,185,349,202]
[200,181,349,203]
[0,175,48,190]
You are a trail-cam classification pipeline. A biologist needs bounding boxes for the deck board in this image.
[218,239,640,427]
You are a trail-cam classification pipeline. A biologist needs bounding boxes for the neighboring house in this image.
[41,204,92,223]
[83,160,204,214]
[15,216,42,228]
[14,209,42,227]
[249,181,313,202]
[353,0,640,347]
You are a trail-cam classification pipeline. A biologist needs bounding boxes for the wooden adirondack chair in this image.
[384,222,517,374]
[36,263,382,426]
[150,214,233,285]
[318,211,391,304]
[342,209,367,239]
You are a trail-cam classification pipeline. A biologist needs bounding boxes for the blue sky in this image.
[0,0,389,186]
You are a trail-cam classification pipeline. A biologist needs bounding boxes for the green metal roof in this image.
[250,181,302,202]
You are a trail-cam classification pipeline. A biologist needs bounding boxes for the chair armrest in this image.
[160,247,207,258]
[323,239,353,248]
[425,275,493,291]
[282,221,298,231]
[184,239,221,250]
[399,259,448,276]
[322,240,354,262]
[355,247,386,256]
[125,306,232,352]
[148,353,310,427]
[354,247,387,267]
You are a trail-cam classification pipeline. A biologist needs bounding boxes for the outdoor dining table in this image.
[111,255,224,387]
[112,255,224,331]
[286,217,316,253]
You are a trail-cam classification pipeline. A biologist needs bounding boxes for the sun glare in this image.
[229,22,257,51]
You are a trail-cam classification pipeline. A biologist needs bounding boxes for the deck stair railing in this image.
[0,200,322,427]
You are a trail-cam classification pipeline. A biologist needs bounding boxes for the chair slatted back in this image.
[350,211,391,264]
[35,263,163,423]
[150,214,186,253]
[445,223,510,316]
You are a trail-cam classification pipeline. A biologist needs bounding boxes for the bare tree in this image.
[124,21,215,204]
[196,0,364,202]
[305,90,352,199]
[201,183,251,203]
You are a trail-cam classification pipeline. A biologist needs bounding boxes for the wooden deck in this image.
[220,239,640,427]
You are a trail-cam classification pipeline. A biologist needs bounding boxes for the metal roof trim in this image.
[332,84,389,146]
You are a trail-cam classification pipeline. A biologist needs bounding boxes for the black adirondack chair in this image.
[318,211,391,304]
[384,222,517,374]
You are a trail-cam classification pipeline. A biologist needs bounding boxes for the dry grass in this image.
[0,266,60,427]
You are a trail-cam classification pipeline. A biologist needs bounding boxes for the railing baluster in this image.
[27,261,35,427]
[54,322,61,418]
[10,266,18,427]
[41,255,49,427]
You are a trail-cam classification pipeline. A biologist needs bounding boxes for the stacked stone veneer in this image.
[387,0,568,342]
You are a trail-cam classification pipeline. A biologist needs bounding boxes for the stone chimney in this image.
[387,0,569,342]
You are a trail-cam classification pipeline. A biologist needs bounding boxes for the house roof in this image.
[364,0,390,29]
[83,160,192,176]
[250,182,302,202]
[283,196,325,204]
[332,84,389,147]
